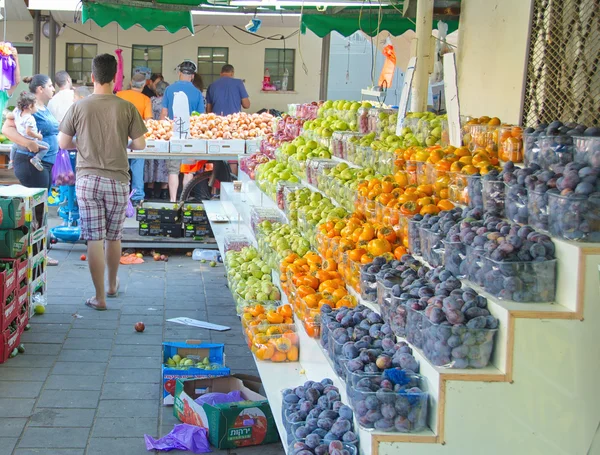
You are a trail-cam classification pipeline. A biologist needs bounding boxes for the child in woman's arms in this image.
[9,91,49,171]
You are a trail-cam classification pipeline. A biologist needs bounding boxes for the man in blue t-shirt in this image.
[160,60,205,201]
[206,65,250,116]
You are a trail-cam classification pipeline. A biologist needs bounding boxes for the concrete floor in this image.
[0,240,285,455]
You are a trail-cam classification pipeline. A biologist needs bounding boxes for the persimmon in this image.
[283,331,299,345]
[266,312,284,324]
[255,343,275,360]
[299,275,319,290]
[347,248,366,262]
[367,238,392,256]
[420,204,440,216]
[437,199,455,211]
[331,287,348,302]
[297,285,316,299]
[286,345,299,361]
[377,227,397,243]
[400,201,420,216]
[394,246,408,259]
[304,293,321,309]
[270,350,287,362]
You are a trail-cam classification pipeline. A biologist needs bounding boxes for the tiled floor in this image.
[0,241,285,455]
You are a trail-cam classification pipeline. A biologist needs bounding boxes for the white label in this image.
[443,53,462,147]
[396,57,417,136]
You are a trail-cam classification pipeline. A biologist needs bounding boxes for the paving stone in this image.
[97,399,158,418]
[23,322,71,332]
[0,398,35,417]
[14,449,84,455]
[77,309,121,320]
[57,349,111,363]
[62,338,113,350]
[114,334,164,345]
[0,381,43,398]
[229,443,286,455]
[108,356,159,369]
[28,314,82,325]
[51,361,107,376]
[163,300,207,311]
[105,368,160,384]
[21,343,61,356]
[29,408,96,427]
[45,375,104,391]
[18,427,90,448]
[120,305,165,315]
[19,332,66,344]
[110,344,162,357]
[71,319,120,329]
[164,310,209,321]
[160,405,180,427]
[0,367,51,382]
[0,438,17,455]
[37,389,100,408]
[86,437,151,455]
[100,382,160,400]
[0,418,27,436]
[67,328,117,339]
[92,417,158,438]
[6,354,57,367]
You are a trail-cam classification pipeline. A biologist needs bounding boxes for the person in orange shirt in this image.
[117,73,152,204]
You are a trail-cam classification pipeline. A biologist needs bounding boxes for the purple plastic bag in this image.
[194,390,242,407]
[52,149,75,186]
[125,190,136,218]
[144,424,211,453]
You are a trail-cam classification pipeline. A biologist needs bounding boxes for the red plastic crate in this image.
[0,290,17,333]
[16,257,28,284]
[16,285,28,329]
[0,324,21,364]
[0,263,16,303]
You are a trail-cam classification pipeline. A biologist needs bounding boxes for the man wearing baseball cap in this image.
[160,60,205,201]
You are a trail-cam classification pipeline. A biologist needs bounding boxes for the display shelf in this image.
[203,200,255,259]
[127,151,242,160]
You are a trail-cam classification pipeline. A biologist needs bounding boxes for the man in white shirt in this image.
[47,71,74,123]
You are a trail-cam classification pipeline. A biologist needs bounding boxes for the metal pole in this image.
[319,33,331,100]
[33,11,41,75]
[49,15,57,79]
[410,0,433,112]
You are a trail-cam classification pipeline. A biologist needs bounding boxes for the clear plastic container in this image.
[357,107,370,134]
[478,256,557,303]
[405,160,428,186]
[331,131,345,159]
[223,235,252,254]
[360,267,378,302]
[250,207,284,236]
[467,124,497,151]
[505,183,528,225]
[347,381,428,432]
[287,104,299,117]
[548,192,600,242]
[482,179,505,217]
[420,315,497,368]
[467,175,484,210]
[442,240,466,278]
[306,158,337,186]
[383,294,408,338]
[419,227,444,267]
[538,135,575,170]
[277,181,302,212]
[408,219,422,255]
[573,136,600,168]
[288,439,357,455]
[248,324,299,363]
[498,125,524,162]
[406,306,426,349]
[523,131,542,166]
[527,188,550,231]
[355,145,372,168]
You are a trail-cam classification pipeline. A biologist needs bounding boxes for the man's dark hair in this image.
[92,54,117,85]
[54,70,71,88]
[150,73,163,82]
[221,64,234,74]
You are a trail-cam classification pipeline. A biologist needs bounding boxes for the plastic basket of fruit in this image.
[360,266,378,302]
[548,191,600,242]
[347,377,428,432]
[407,218,423,255]
[538,135,575,170]
[482,177,505,217]
[573,135,600,168]
[527,188,550,231]
[418,227,444,267]
[289,439,357,455]
[277,181,303,212]
[448,172,469,206]
[288,404,358,448]
[223,235,252,255]
[442,240,466,278]
[505,183,528,225]
[405,306,426,349]
[405,160,428,186]
[523,130,542,166]
[498,125,523,162]
[248,324,299,362]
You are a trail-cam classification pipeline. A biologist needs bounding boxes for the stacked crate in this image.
[136,202,212,240]
[0,186,47,363]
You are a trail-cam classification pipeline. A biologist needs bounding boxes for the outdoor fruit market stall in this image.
[200,100,600,455]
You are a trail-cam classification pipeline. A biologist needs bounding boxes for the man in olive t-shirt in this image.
[59,54,147,311]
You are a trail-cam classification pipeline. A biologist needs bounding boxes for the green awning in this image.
[82,2,194,34]
[301,14,459,38]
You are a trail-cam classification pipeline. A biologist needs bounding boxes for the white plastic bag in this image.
[192,249,222,262]
[172,91,190,139]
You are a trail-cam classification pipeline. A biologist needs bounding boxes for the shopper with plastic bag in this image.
[58,54,147,311]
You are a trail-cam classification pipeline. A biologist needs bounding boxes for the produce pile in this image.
[223,103,600,440]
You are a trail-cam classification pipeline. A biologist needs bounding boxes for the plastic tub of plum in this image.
[289,439,357,455]
[523,131,542,166]
[478,256,557,303]
[420,315,498,368]
[360,266,378,302]
[347,375,428,432]
[573,135,600,168]
[538,135,575,170]
[442,240,466,278]
[407,218,423,255]
[482,178,505,216]
[527,188,550,231]
[418,227,444,267]
[548,192,600,242]
[405,307,426,349]
[505,183,528,225]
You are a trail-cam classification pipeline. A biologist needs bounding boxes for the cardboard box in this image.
[162,341,230,405]
[170,139,207,154]
[0,290,17,332]
[142,140,170,153]
[161,223,183,238]
[0,197,26,229]
[207,140,245,155]
[184,223,212,238]
[182,204,208,224]
[139,222,183,238]
[27,249,47,282]
[136,202,181,223]
[0,229,28,258]
[0,261,17,303]
[173,376,279,449]
[245,139,262,154]
[28,227,46,256]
